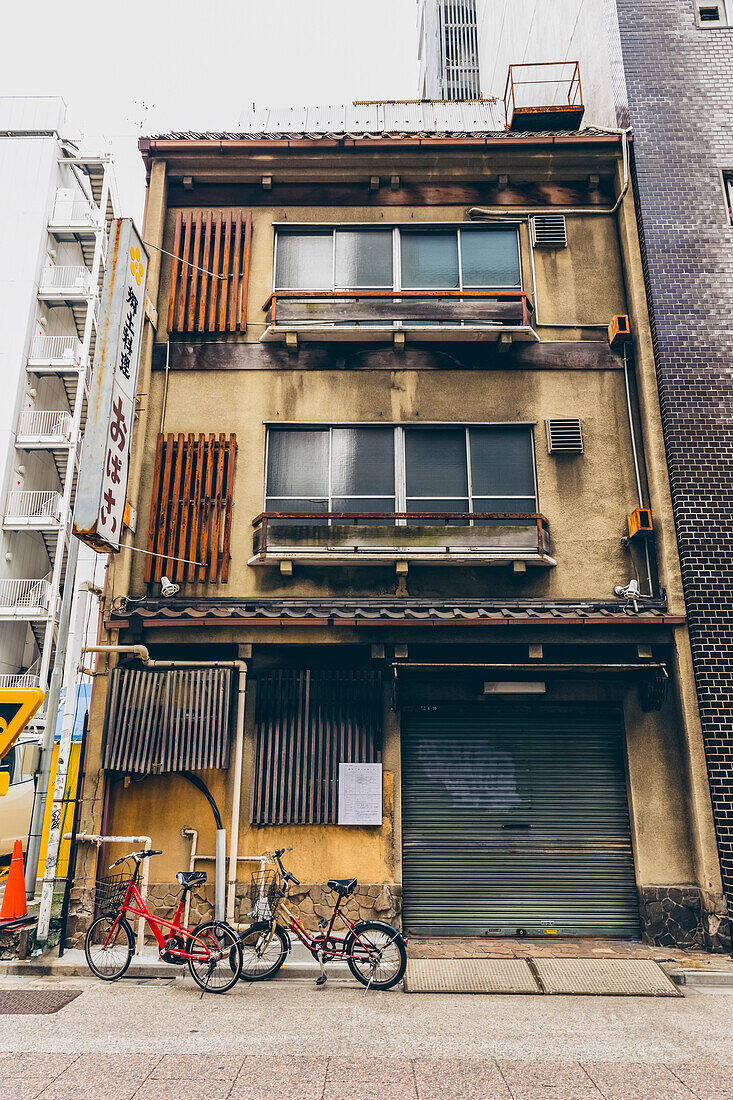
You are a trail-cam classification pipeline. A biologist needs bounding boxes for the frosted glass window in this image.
[469,427,535,498]
[335,231,393,288]
[275,232,333,289]
[331,428,395,495]
[266,430,328,497]
[461,229,521,288]
[405,429,468,496]
[401,231,459,289]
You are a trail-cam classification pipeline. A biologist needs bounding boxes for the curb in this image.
[667,969,733,988]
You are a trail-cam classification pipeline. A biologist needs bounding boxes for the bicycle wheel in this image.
[239,922,289,981]
[345,921,407,991]
[84,914,135,981]
[186,921,242,993]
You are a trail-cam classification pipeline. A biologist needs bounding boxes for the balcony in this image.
[48,198,103,235]
[504,62,584,132]
[28,334,85,372]
[0,579,53,620]
[38,265,92,302]
[250,512,555,569]
[261,291,538,345]
[4,491,64,530]
[0,673,41,690]
[16,411,75,449]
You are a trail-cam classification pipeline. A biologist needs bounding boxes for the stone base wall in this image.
[64,881,402,949]
[639,886,731,952]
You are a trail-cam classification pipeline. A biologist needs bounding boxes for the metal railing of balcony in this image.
[50,199,102,227]
[0,579,52,612]
[264,290,535,329]
[17,410,74,442]
[0,672,41,689]
[504,61,583,130]
[40,265,92,292]
[5,491,63,523]
[29,334,84,364]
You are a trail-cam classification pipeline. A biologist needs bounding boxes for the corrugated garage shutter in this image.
[102,667,233,773]
[401,705,640,937]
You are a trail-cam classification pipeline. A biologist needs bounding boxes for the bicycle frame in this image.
[258,881,392,964]
[104,878,213,962]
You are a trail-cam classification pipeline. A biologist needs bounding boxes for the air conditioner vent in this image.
[531,214,568,249]
[546,419,583,455]
[695,1,727,25]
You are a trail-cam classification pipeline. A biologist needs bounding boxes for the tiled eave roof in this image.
[108,599,683,631]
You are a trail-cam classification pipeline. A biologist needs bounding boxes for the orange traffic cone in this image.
[0,840,28,922]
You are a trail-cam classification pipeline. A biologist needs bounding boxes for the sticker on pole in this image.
[0,689,45,762]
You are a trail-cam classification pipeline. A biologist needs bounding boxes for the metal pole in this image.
[57,710,88,957]
[25,534,80,897]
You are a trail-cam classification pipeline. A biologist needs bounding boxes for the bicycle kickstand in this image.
[315,949,327,988]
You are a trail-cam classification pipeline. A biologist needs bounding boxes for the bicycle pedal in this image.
[315,974,327,987]
[318,918,329,929]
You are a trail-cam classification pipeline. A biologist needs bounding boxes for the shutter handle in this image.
[502,823,532,830]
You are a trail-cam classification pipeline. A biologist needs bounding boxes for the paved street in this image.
[0,974,732,1097]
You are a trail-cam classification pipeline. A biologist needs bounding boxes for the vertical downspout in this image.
[623,341,654,596]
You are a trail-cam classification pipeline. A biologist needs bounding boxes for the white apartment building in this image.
[0,97,118,721]
[417,0,481,100]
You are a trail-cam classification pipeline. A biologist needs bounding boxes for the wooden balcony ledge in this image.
[249,512,555,569]
[260,291,539,346]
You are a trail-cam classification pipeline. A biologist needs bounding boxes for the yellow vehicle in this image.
[0,736,39,862]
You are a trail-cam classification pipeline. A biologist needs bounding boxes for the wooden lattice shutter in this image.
[145,433,237,584]
[167,210,252,333]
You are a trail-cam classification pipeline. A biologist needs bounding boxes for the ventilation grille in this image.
[695,1,727,24]
[546,419,583,455]
[531,215,568,249]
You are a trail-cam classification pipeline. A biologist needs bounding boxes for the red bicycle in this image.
[238,849,407,991]
[84,849,242,993]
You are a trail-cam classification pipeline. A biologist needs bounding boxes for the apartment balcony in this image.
[16,411,75,450]
[4,491,64,531]
[0,579,54,620]
[27,334,85,372]
[48,197,103,236]
[250,512,555,569]
[260,291,538,346]
[38,265,93,302]
[0,673,41,690]
[504,62,585,132]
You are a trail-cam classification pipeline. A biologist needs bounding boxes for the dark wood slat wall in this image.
[167,209,252,334]
[251,670,383,825]
[145,432,237,584]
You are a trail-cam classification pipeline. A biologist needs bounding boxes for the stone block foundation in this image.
[639,885,731,953]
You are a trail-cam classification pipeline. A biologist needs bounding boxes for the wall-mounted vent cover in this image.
[695,1,727,25]
[531,214,568,249]
[546,419,583,455]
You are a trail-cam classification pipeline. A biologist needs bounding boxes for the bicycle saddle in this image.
[176,870,207,888]
[327,878,357,897]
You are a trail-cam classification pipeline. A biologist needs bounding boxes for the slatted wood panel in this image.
[167,209,252,333]
[251,670,383,825]
[102,667,232,773]
[145,433,237,584]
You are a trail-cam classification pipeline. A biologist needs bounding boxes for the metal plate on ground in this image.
[532,958,682,997]
[404,958,540,994]
[0,989,83,1014]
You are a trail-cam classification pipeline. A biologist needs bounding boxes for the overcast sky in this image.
[3,0,419,221]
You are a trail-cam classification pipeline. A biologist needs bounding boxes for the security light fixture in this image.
[160,575,180,597]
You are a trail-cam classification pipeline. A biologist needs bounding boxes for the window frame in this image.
[694,0,729,26]
[721,170,733,227]
[272,224,523,294]
[263,422,538,523]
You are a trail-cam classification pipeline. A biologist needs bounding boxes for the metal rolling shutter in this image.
[401,706,640,937]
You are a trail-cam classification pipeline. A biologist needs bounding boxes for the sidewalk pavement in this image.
[0,1053,731,1099]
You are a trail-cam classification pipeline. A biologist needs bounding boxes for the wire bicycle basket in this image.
[249,869,283,920]
[95,872,131,915]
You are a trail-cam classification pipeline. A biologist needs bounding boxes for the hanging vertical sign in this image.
[73,219,148,552]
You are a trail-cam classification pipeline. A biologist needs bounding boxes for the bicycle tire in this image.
[186,921,242,993]
[84,914,135,981]
[239,922,289,981]
[345,920,407,991]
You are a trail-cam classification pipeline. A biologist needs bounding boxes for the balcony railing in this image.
[4,491,64,526]
[28,334,84,366]
[261,291,537,344]
[0,673,41,690]
[251,512,554,568]
[49,198,102,230]
[0,579,53,617]
[38,265,92,296]
[504,62,584,131]
[17,410,74,446]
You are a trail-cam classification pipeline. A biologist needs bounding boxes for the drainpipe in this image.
[622,342,654,597]
[181,827,198,931]
[82,645,247,926]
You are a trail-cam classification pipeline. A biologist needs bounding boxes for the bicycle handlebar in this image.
[270,848,300,885]
[109,849,163,869]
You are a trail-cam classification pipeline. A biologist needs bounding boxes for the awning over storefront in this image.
[102,667,233,773]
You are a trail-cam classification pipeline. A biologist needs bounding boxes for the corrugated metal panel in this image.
[235,101,503,135]
[102,667,232,772]
[251,669,382,825]
[401,705,640,937]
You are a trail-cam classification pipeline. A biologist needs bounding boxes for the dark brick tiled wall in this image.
[614,2,733,894]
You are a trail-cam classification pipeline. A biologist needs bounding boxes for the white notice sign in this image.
[338,763,383,826]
